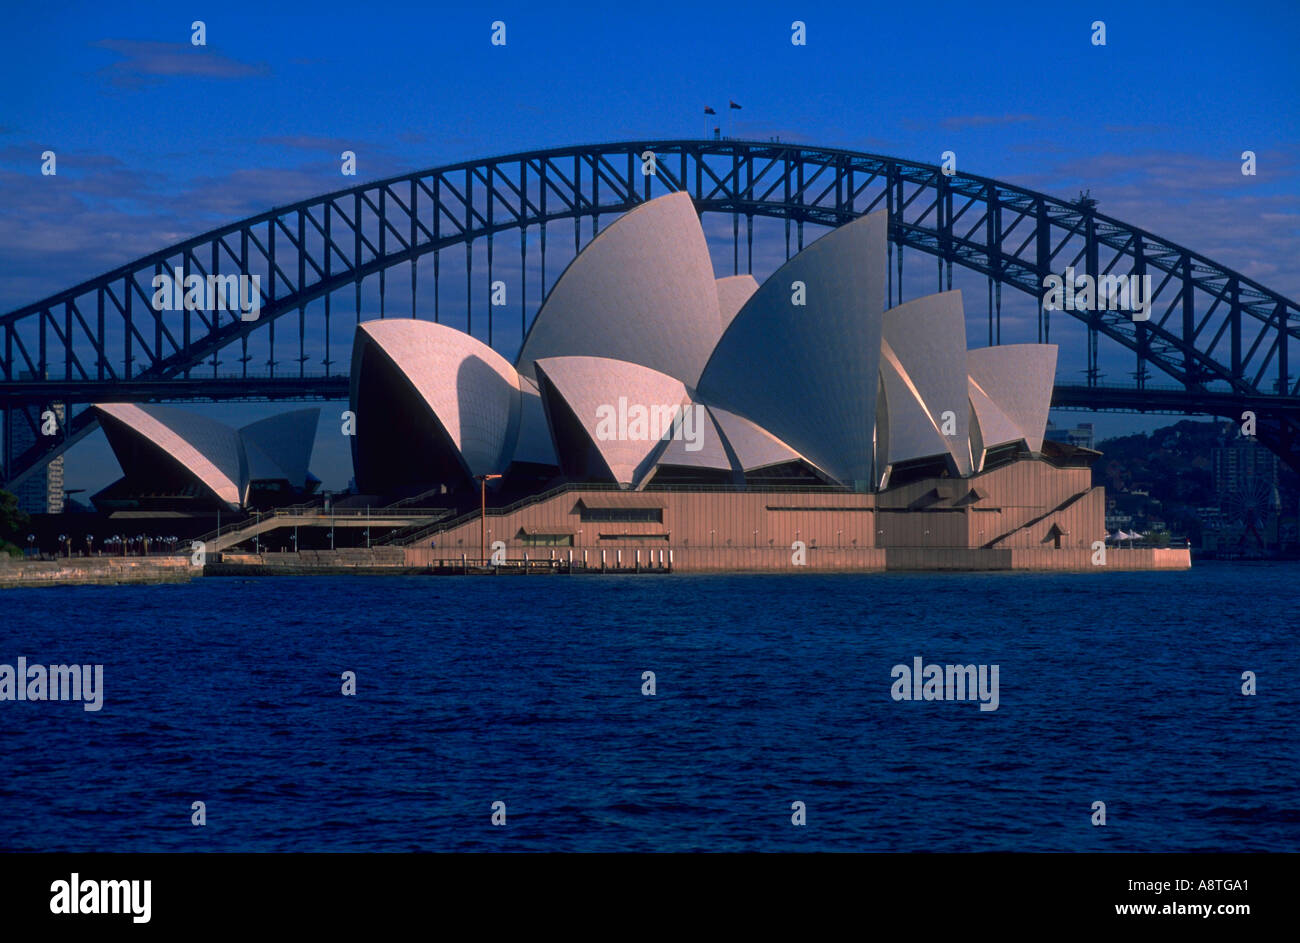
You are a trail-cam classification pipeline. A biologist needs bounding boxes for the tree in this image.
[1145,526,1172,549]
[0,489,30,558]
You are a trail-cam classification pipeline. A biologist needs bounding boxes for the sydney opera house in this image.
[90,192,1187,569]
[90,404,320,512]
[351,193,1066,498]
[342,193,1186,571]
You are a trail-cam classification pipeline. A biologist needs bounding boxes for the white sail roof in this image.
[966,344,1058,453]
[696,209,888,488]
[878,340,954,472]
[517,192,723,386]
[533,355,691,488]
[353,319,522,479]
[967,375,1024,462]
[715,274,759,333]
[655,403,732,471]
[240,408,318,487]
[880,290,973,476]
[510,376,559,467]
[93,403,244,507]
[707,405,804,472]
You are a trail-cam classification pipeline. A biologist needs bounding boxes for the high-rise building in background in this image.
[1210,438,1282,551]
[1045,421,1095,451]
[5,373,64,514]
[1213,439,1281,512]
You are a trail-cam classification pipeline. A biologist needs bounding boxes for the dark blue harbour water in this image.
[1,563,1297,852]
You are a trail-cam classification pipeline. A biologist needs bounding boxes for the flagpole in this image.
[726,100,742,140]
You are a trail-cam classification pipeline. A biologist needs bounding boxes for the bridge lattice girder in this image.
[3,139,1299,486]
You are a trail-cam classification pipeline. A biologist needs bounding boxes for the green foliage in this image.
[1093,420,1229,504]
[1093,419,1298,541]
[0,489,30,545]
[1144,526,1172,548]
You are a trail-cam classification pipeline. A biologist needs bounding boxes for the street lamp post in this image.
[475,473,503,565]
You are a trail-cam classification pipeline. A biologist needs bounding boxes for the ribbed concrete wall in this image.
[884,548,1012,570]
[882,547,1189,571]
[669,547,886,572]
[396,457,1189,572]
[875,460,1094,549]
[993,486,1107,550]
[1005,548,1190,570]
[420,489,882,557]
[414,458,1104,557]
[978,463,1087,546]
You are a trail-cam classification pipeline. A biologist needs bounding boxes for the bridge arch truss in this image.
[3,138,1299,486]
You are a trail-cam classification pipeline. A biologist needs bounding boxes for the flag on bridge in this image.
[729,100,742,109]
[704,106,716,115]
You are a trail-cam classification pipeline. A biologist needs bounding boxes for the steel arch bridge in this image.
[3,138,1299,489]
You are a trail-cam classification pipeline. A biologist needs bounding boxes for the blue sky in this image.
[2,0,1298,492]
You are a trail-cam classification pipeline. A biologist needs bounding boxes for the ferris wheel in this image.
[1224,473,1277,553]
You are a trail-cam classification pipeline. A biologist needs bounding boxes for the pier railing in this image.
[192,505,456,550]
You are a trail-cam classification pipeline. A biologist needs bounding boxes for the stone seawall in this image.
[207,548,419,576]
[3,544,1191,583]
[0,556,195,588]
[399,545,1191,573]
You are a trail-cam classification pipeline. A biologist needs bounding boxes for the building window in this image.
[518,533,573,547]
[578,507,663,523]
